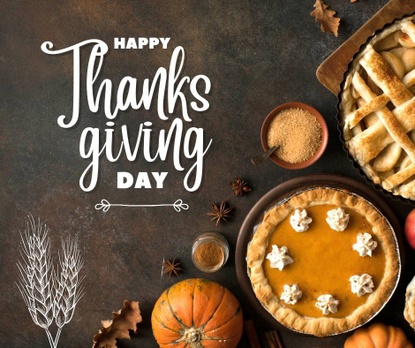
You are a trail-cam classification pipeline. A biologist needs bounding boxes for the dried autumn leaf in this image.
[311,0,340,37]
[92,300,143,348]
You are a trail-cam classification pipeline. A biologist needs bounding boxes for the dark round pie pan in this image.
[336,13,415,204]
[235,173,402,336]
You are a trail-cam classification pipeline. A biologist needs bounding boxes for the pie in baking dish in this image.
[338,14,415,200]
[246,187,400,337]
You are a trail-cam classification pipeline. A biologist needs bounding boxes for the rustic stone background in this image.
[2,1,413,347]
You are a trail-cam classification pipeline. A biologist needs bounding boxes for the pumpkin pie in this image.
[338,14,415,200]
[246,187,400,337]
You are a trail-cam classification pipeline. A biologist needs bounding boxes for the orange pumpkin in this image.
[151,278,243,348]
[344,322,413,348]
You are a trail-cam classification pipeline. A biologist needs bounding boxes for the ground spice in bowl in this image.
[192,232,229,273]
[266,107,322,164]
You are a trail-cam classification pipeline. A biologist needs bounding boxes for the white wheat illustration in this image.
[16,215,85,348]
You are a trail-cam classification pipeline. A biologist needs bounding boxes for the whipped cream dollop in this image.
[326,207,349,231]
[315,294,339,315]
[266,245,294,271]
[280,284,302,305]
[349,274,374,297]
[290,209,312,232]
[353,232,378,257]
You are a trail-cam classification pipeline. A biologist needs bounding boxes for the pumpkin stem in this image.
[183,327,203,344]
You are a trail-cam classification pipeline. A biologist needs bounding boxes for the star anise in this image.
[207,201,233,226]
[230,177,252,196]
[162,258,182,277]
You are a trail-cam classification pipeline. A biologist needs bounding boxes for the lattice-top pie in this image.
[246,187,400,337]
[339,14,415,200]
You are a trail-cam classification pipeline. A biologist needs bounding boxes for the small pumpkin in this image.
[151,278,243,348]
[344,322,413,348]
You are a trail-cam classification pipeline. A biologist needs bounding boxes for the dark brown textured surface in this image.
[1,1,414,347]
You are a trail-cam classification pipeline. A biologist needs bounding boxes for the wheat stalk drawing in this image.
[16,215,85,348]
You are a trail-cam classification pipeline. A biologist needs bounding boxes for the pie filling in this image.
[263,204,385,318]
[246,187,399,336]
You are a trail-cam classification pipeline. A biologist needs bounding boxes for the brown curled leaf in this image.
[311,0,340,37]
[92,300,143,348]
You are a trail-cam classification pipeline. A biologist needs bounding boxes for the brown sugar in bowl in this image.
[260,102,328,169]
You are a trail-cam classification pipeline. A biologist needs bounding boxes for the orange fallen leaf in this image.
[92,300,143,348]
[311,0,341,37]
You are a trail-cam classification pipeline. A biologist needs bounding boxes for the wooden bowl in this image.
[260,102,328,169]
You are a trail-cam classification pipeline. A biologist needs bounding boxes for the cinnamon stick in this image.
[244,320,261,348]
[265,330,283,348]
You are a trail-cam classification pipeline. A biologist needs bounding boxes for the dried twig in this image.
[244,320,261,348]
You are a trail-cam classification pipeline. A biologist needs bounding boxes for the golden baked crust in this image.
[339,14,415,200]
[246,187,400,337]
[404,275,415,329]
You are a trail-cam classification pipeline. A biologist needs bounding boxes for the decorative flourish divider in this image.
[95,198,190,212]
[16,215,84,348]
